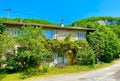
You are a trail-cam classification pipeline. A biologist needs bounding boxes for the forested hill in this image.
[71,16,120,28]
[0,17,58,26]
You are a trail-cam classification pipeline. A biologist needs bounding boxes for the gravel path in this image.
[34,61,120,81]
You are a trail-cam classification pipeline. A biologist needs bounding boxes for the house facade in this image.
[2,22,95,65]
[2,22,95,40]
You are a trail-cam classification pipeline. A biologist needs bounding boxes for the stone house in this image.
[2,22,95,65]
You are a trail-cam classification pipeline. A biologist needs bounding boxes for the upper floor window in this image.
[44,30,53,39]
[53,30,58,39]
[78,32,86,40]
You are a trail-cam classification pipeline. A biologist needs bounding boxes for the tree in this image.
[6,26,49,70]
[77,46,95,65]
[88,26,120,62]
[75,40,95,65]
[111,24,120,38]
[0,32,15,68]
[18,26,48,67]
[0,24,6,34]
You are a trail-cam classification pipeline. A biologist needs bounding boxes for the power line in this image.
[1,8,60,20]
[0,8,74,24]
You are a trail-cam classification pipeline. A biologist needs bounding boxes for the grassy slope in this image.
[0,17,58,26]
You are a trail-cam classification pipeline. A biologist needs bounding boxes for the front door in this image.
[53,53,67,64]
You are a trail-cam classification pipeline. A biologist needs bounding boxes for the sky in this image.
[0,0,120,25]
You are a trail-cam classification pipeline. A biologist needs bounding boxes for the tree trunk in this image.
[67,53,76,65]
[0,63,1,68]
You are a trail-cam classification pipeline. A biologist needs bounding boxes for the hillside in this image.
[0,17,58,26]
[70,16,120,38]
[71,16,120,28]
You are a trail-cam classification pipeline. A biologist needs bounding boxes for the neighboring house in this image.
[2,22,95,65]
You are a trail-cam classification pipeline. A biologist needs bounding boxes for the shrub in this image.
[88,27,120,63]
[77,47,95,66]
[21,64,54,79]
[40,64,53,73]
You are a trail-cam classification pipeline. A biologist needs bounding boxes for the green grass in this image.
[0,59,119,81]
[0,73,22,81]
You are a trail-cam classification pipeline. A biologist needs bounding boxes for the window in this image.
[14,27,18,35]
[53,30,58,39]
[78,32,86,40]
[6,28,13,36]
[44,30,53,39]
[43,55,52,59]
[58,52,62,57]
[6,28,9,34]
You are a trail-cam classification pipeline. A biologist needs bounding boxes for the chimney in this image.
[20,19,23,23]
[60,18,64,27]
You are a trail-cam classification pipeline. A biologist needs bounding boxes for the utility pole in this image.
[3,8,11,22]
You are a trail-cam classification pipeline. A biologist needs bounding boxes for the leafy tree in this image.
[110,24,120,38]
[75,40,95,65]
[0,32,15,68]
[0,24,6,34]
[88,27,120,62]
[5,26,49,70]
[18,26,48,67]
[77,46,95,65]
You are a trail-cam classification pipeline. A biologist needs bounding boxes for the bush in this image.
[77,47,95,66]
[40,64,53,73]
[0,24,6,34]
[88,27,120,63]
[104,52,113,63]
[21,64,54,79]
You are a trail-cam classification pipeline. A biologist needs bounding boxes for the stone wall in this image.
[57,30,86,41]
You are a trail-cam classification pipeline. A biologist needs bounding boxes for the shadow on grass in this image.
[0,74,6,81]
[19,68,45,80]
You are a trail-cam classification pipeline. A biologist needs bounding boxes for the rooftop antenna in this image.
[3,8,11,22]
[60,18,64,27]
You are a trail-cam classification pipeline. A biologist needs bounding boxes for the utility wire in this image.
[0,8,74,24]
[1,8,60,21]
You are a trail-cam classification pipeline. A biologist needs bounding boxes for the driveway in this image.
[34,60,120,81]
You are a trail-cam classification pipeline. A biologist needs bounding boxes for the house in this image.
[2,22,95,66]
[2,22,95,40]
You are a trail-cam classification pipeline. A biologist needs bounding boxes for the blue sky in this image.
[0,0,120,24]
